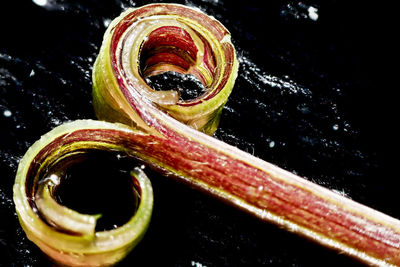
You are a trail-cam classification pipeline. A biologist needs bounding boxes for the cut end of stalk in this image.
[35,178,101,238]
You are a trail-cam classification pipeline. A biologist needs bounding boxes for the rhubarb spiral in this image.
[93,3,238,135]
[13,120,153,267]
[14,3,400,267]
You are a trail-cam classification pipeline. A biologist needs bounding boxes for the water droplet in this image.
[332,124,339,131]
[191,261,207,267]
[32,0,47,7]
[3,110,12,117]
[103,18,111,28]
[269,140,275,148]
[308,6,319,21]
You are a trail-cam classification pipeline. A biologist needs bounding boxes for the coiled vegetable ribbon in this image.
[13,3,400,267]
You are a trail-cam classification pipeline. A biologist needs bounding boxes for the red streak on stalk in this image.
[142,26,198,60]
[199,33,217,77]
[144,52,191,71]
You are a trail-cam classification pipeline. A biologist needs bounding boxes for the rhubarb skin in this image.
[93,4,238,136]
[13,120,153,267]
[92,4,400,266]
[20,118,400,266]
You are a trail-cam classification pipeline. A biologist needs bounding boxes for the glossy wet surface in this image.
[0,1,393,266]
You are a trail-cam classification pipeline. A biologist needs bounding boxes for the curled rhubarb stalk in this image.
[13,120,153,267]
[13,3,400,267]
[92,4,237,135]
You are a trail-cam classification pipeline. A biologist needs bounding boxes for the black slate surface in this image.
[0,0,394,266]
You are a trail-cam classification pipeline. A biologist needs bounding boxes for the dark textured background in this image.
[0,0,394,266]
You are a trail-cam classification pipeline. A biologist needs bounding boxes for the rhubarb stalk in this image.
[14,3,400,267]
[13,121,153,267]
